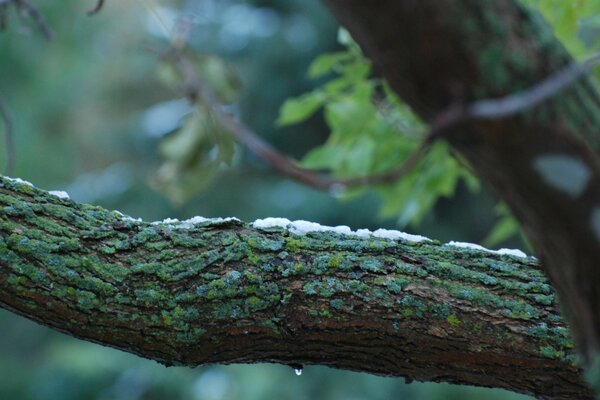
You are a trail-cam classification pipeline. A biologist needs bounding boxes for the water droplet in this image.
[294,368,303,376]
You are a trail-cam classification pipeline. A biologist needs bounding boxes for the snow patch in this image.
[252,217,431,243]
[150,216,240,228]
[49,191,70,200]
[371,228,429,242]
[4,176,34,187]
[446,241,527,258]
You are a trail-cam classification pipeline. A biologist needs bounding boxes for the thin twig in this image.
[0,96,15,176]
[1,0,53,39]
[468,53,600,120]
[87,0,105,16]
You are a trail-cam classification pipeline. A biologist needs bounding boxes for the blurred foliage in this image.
[153,53,239,203]
[278,29,479,227]
[2,0,600,399]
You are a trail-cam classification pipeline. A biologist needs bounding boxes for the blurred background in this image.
[0,0,537,399]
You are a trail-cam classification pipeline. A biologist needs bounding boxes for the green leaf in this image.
[159,112,207,164]
[276,90,326,126]
[302,144,346,170]
[324,96,376,138]
[308,52,351,79]
[483,214,520,247]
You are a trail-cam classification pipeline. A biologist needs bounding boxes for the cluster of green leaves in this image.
[154,54,241,204]
[277,3,600,243]
[523,0,600,57]
[277,29,478,228]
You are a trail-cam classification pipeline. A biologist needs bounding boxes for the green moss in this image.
[247,253,260,265]
[319,308,332,318]
[135,288,169,306]
[359,258,383,273]
[244,234,284,252]
[284,238,304,252]
[397,296,427,318]
[539,345,564,359]
[328,254,343,268]
[446,314,461,326]
[330,298,344,310]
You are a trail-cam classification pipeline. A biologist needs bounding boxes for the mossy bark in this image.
[322,0,600,388]
[0,177,592,399]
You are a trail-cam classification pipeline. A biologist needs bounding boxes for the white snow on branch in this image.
[3,175,529,259]
[446,241,527,258]
[252,217,528,258]
[48,190,70,200]
[252,217,430,242]
[4,176,34,187]
[150,216,240,228]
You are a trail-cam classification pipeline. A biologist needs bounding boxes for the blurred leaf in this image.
[302,144,346,170]
[324,95,375,139]
[159,112,206,165]
[483,215,520,247]
[308,51,351,78]
[483,204,521,247]
[277,90,326,126]
[195,55,242,104]
[276,29,479,229]
[154,108,236,204]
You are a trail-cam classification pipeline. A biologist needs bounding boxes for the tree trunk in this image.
[0,177,592,399]
[321,0,600,378]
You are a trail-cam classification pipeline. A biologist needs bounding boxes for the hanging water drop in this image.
[294,368,303,376]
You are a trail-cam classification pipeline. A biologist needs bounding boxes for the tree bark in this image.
[321,0,600,377]
[0,177,592,399]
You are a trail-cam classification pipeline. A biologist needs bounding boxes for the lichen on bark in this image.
[0,176,592,399]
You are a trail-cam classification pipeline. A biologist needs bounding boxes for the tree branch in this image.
[0,176,591,399]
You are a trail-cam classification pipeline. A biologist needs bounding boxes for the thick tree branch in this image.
[0,176,591,399]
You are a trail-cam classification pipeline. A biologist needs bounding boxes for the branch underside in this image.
[0,177,591,399]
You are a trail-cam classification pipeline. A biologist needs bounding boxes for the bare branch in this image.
[468,52,600,120]
[0,0,52,39]
[87,0,105,16]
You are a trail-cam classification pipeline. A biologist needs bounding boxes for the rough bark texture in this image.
[321,0,600,374]
[0,177,592,399]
